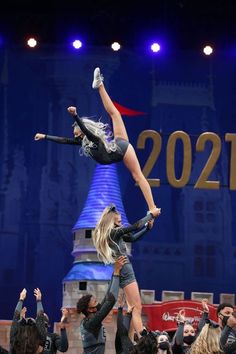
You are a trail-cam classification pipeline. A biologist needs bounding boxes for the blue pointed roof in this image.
[73,164,128,230]
[63,261,113,282]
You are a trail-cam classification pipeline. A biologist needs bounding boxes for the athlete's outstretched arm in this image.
[34,133,81,145]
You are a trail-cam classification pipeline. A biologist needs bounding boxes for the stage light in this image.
[151,42,161,53]
[203,45,213,55]
[72,40,83,49]
[27,38,37,48]
[111,42,121,51]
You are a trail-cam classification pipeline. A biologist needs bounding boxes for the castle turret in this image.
[63,163,128,308]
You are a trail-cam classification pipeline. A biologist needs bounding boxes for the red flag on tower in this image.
[113,101,146,116]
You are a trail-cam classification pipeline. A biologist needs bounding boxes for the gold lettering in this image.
[194,132,221,189]
[166,131,192,188]
[225,133,236,190]
[137,130,161,187]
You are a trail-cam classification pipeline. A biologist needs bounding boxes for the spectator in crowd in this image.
[10,288,46,354]
[42,308,69,354]
[189,319,222,354]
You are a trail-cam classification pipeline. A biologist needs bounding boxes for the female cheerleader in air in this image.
[35,68,160,216]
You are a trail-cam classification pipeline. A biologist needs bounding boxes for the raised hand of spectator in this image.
[20,307,27,319]
[202,298,209,313]
[19,288,27,301]
[61,308,69,324]
[175,309,186,324]
[34,288,42,301]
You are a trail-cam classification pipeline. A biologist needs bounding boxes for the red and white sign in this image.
[142,300,218,332]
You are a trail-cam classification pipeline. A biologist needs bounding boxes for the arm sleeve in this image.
[84,276,119,331]
[10,300,23,344]
[54,329,69,352]
[72,114,99,143]
[220,326,236,352]
[35,312,47,345]
[174,323,184,345]
[45,135,81,145]
[116,308,133,352]
[123,312,132,331]
[109,275,120,299]
[197,311,208,333]
[99,274,119,308]
[123,226,149,243]
[36,300,44,315]
[113,214,153,238]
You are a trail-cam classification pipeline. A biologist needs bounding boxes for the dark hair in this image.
[205,318,220,328]
[129,331,157,354]
[0,346,8,354]
[42,313,50,328]
[12,323,42,354]
[76,294,93,316]
[216,302,234,315]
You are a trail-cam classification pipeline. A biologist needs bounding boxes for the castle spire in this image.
[73,164,128,230]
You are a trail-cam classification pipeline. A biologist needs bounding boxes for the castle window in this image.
[195,213,204,223]
[206,201,215,211]
[79,282,87,290]
[194,201,203,211]
[206,213,215,223]
[85,230,92,239]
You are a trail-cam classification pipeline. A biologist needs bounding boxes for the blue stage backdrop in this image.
[0,47,236,322]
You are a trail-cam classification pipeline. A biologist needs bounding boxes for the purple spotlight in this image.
[151,42,161,53]
[72,40,82,49]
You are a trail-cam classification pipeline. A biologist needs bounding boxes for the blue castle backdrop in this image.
[0,47,236,322]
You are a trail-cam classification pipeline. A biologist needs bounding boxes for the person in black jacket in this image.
[42,308,69,354]
[9,288,46,354]
[115,292,134,354]
[219,312,236,354]
[115,292,158,354]
[172,299,210,354]
[76,256,126,354]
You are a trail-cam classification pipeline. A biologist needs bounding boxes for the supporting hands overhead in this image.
[201,298,209,313]
[175,309,186,324]
[61,308,69,324]
[19,288,27,301]
[149,207,161,218]
[114,256,127,275]
[20,307,27,319]
[60,308,69,329]
[34,288,42,301]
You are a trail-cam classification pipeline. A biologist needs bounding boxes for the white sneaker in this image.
[92,67,104,89]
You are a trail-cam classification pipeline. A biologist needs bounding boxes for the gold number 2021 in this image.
[137,130,236,190]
